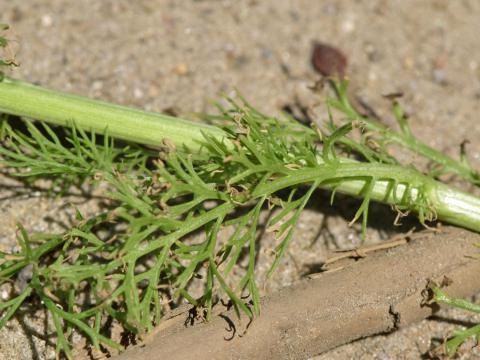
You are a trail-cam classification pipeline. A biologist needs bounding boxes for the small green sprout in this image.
[430,284,480,357]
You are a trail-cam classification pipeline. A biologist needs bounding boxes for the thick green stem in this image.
[253,162,480,233]
[1,77,479,233]
[0,77,226,150]
[337,176,480,232]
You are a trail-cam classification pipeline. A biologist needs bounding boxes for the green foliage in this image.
[329,81,480,185]
[0,83,479,358]
[0,116,151,190]
[430,285,480,357]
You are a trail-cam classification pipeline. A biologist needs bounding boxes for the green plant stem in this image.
[430,286,480,356]
[337,175,480,232]
[0,77,226,150]
[1,78,480,233]
[431,286,480,313]
[252,162,480,232]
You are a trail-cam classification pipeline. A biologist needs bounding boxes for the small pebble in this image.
[41,14,53,27]
[133,87,144,99]
[311,42,347,78]
[173,63,189,76]
[1,287,10,300]
[368,69,378,82]
[403,57,414,71]
[341,17,356,34]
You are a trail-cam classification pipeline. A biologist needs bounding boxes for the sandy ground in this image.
[1,0,480,359]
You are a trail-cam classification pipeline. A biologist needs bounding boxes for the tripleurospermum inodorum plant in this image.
[1,27,480,358]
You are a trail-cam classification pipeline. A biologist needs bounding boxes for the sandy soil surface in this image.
[1,0,480,359]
